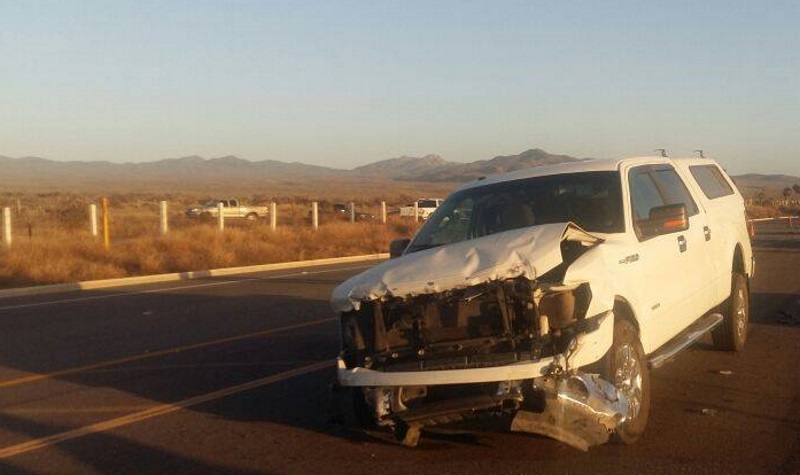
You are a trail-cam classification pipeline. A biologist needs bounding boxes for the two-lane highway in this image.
[0,245,797,475]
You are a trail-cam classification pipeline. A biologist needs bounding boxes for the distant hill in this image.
[353,148,581,182]
[0,154,349,191]
[418,148,582,182]
[353,154,449,179]
[731,174,800,197]
[4,149,793,196]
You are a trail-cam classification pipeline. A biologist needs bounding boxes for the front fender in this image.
[566,310,615,369]
[562,246,616,319]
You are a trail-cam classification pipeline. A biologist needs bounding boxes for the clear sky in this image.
[1,0,798,175]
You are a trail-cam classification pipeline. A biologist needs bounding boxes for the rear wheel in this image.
[712,273,749,351]
[601,319,651,444]
[245,212,257,221]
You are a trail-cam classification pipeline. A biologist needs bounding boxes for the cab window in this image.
[689,165,735,199]
[629,165,698,234]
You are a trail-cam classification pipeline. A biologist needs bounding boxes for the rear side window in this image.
[689,165,735,199]
[629,165,699,222]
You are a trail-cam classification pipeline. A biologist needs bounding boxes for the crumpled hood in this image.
[331,222,602,312]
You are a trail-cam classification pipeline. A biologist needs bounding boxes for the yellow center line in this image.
[2,406,154,415]
[79,360,314,374]
[0,317,337,389]
[0,360,333,460]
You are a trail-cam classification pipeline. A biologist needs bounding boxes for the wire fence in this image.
[0,198,430,249]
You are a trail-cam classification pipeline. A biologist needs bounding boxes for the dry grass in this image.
[745,203,800,219]
[0,193,424,289]
[0,221,421,288]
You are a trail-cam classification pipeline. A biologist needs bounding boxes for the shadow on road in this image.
[0,286,349,471]
[0,411,271,475]
[751,292,800,326]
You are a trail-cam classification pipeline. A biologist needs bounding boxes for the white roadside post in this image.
[2,207,11,248]
[89,204,98,237]
[381,201,387,224]
[102,197,110,250]
[217,201,224,231]
[350,202,355,223]
[311,201,319,230]
[159,200,169,236]
[270,202,277,231]
[413,202,419,222]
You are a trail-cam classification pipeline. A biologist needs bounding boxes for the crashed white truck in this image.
[331,156,753,449]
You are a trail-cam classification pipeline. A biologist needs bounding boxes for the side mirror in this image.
[389,238,411,259]
[638,203,688,238]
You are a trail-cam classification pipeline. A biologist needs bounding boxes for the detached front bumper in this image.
[337,310,614,387]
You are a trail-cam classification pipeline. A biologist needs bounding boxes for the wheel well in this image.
[733,245,745,275]
[613,298,640,334]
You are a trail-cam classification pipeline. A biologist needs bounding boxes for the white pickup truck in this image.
[399,198,443,220]
[185,198,269,220]
[331,156,753,449]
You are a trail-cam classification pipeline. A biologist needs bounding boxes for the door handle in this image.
[677,235,687,253]
[703,226,711,241]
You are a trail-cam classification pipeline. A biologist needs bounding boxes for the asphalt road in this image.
[0,225,798,475]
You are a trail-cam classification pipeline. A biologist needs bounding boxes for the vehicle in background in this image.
[332,203,375,220]
[308,203,377,223]
[185,198,269,220]
[399,198,444,219]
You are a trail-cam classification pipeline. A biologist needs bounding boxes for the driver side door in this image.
[625,164,702,351]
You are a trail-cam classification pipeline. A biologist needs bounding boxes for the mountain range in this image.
[0,148,581,189]
[1,149,797,195]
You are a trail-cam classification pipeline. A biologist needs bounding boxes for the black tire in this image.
[245,212,257,221]
[600,319,651,445]
[330,384,374,429]
[712,273,749,351]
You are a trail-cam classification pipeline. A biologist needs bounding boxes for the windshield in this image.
[407,171,623,253]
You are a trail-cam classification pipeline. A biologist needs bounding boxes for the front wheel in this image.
[601,319,651,444]
[329,384,373,429]
[712,273,749,351]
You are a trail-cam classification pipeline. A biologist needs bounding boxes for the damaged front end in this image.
[331,223,626,450]
[339,277,595,374]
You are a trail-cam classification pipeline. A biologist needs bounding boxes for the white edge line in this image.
[0,253,388,299]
